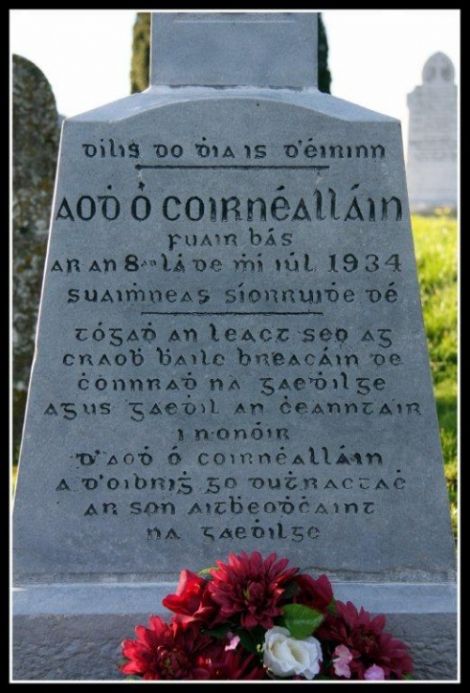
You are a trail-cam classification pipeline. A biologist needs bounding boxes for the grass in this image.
[412,213,458,538]
[12,464,18,493]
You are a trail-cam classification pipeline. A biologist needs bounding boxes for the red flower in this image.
[292,573,334,613]
[162,570,217,626]
[317,601,413,680]
[206,647,268,680]
[208,551,298,629]
[121,616,222,680]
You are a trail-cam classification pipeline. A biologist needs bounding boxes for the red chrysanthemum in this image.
[208,551,299,629]
[317,601,413,680]
[291,573,334,613]
[162,570,217,626]
[120,616,222,680]
[206,647,268,680]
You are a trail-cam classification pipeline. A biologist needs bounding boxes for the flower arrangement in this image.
[120,551,413,681]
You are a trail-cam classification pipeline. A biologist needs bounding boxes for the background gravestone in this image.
[13,12,456,680]
[406,52,457,212]
[13,55,60,460]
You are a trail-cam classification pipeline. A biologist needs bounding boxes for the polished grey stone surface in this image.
[151,12,318,88]
[13,86,456,583]
[13,612,457,681]
[13,581,457,616]
[12,582,457,681]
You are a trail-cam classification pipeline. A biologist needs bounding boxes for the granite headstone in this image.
[13,13,456,680]
[407,52,457,212]
[13,55,60,458]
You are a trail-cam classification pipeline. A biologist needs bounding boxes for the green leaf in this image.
[404,673,414,680]
[203,624,231,639]
[198,566,215,576]
[237,630,258,653]
[236,627,265,654]
[282,603,324,639]
[327,599,337,615]
[281,580,300,601]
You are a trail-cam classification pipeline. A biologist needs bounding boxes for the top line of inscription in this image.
[135,164,330,171]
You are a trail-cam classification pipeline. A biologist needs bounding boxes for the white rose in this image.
[263,626,323,680]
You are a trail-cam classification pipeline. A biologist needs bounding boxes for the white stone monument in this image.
[406,52,457,212]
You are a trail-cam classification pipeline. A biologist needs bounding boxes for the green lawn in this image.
[412,214,457,537]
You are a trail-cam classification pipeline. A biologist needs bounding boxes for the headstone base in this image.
[13,582,457,681]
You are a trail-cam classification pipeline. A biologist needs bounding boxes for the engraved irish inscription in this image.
[13,93,454,581]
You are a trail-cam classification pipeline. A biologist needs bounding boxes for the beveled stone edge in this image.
[13,581,457,616]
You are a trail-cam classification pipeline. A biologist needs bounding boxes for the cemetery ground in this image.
[12,212,457,537]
